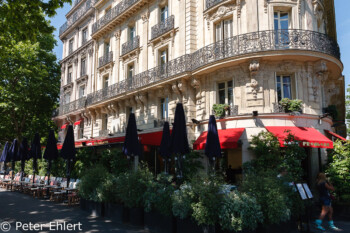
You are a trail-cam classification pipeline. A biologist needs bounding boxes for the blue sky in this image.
[50,1,350,88]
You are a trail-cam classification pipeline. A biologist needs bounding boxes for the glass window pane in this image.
[274,12,278,19]
[219,89,225,104]
[227,80,233,88]
[283,83,291,99]
[274,19,279,30]
[280,20,289,30]
[283,76,291,83]
[277,82,282,102]
[218,82,225,90]
[276,76,281,82]
[280,13,288,20]
[228,86,233,105]
[215,23,222,42]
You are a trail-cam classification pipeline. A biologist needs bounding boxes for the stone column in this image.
[141,11,150,70]
[114,30,121,83]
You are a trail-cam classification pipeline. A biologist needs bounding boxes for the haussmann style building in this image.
[54,0,346,185]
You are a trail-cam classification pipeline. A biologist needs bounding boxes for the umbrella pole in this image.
[66,159,71,188]
[46,160,52,197]
[11,161,15,191]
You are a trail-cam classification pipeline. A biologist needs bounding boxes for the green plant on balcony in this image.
[279,98,303,113]
[213,104,230,117]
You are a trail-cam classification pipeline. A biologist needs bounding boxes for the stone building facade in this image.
[55,0,345,183]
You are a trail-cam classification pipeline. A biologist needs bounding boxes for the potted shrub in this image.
[212,104,230,118]
[218,191,262,233]
[144,174,176,233]
[79,164,109,217]
[116,165,153,227]
[279,98,303,114]
[173,175,224,233]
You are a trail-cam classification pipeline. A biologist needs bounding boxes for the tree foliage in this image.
[0,0,71,143]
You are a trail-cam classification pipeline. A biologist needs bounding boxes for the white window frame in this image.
[160,97,169,120]
[78,85,85,98]
[82,27,88,44]
[160,5,168,23]
[275,74,296,102]
[215,19,233,42]
[274,11,290,30]
[217,80,234,106]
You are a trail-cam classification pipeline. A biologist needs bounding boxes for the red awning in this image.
[325,130,347,141]
[74,119,83,126]
[61,123,69,129]
[265,127,333,149]
[139,131,167,146]
[193,128,245,150]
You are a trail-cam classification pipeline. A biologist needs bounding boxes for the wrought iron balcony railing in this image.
[151,15,174,40]
[121,36,140,55]
[58,97,87,116]
[206,0,224,10]
[59,0,95,36]
[98,51,113,68]
[191,29,340,70]
[57,30,340,116]
[92,0,140,35]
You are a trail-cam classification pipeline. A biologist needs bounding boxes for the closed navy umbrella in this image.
[60,125,76,188]
[30,133,41,186]
[43,130,58,189]
[18,138,29,174]
[160,122,171,173]
[18,138,29,184]
[9,139,19,180]
[205,115,221,171]
[123,113,141,170]
[0,142,10,173]
[170,103,189,178]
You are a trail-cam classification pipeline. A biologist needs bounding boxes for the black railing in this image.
[98,51,113,68]
[92,0,140,34]
[121,36,140,55]
[206,0,224,10]
[57,30,340,116]
[58,97,87,116]
[151,15,174,40]
[59,0,95,36]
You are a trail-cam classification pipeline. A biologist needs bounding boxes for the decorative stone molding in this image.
[249,60,259,76]
[248,79,259,99]
[81,111,90,125]
[74,57,79,64]
[237,0,241,18]
[315,60,327,74]
[141,11,150,22]
[66,116,74,125]
[177,81,187,93]
[191,78,201,89]
[172,82,181,95]
[210,5,235,22]
[62,82,73,92]
[114,30,121,40]
[109,102,119,117]
[264,0,268,13]
[76,75,88,85]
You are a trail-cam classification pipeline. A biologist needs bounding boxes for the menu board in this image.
[302,183,313,199]
[296,183,308,200]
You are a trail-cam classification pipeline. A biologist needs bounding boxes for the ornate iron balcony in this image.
[151,15,174,40]
[57,30,340,116]
[191,29,340,71]
[92,0,140,35]
[206,0,224,10]
[58,97,87,115]
[98,51,113,68]
[121,36,140,55]
[59,0,95,36]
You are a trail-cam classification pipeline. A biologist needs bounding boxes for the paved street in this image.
[0,189,146,233]
[0,188,350,233]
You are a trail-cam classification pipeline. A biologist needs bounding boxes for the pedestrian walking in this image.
[315,172,340,231]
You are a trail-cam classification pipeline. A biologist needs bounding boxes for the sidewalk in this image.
[0,189,146,233]
[1,188,349,233]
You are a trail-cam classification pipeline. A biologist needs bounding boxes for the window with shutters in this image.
[215,19,233,42]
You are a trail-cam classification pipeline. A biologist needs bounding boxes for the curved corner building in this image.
[54,0,345,184]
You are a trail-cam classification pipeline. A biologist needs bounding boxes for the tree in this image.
[346,84,350,137]
[0,0,71,143]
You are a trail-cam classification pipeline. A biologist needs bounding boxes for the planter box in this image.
[176,218,215,233]
[104,203,129,224]
[129,207,144,226]
[80,198,104,217]
[144,211,176,233]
